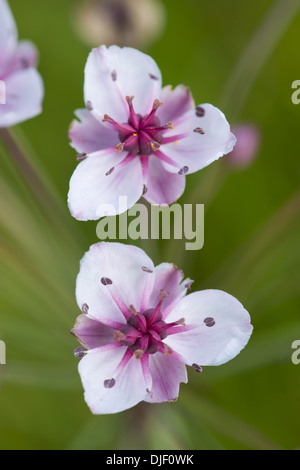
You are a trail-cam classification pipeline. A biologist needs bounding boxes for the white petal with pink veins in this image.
[165,290,253,366]
[69,109,117,154]
[76,242,155,326]
[145,353,187,403]
[84,45,162,122]
[160,104,236,174]
[0,67,44,127]
[0,0,17,71]
[79,347,149,414]
[68,149,144,220]
[144,156,186,205]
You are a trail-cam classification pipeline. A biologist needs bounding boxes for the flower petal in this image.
[165,290,253,366]
[2,40,38,77]
[144,156,186,205]
[84,45,162,121]
[79,347,149,414]
[71,314,114,349]
[0,67,44,127]
[160,104,236,174]
[69,109,117,154]
[157,84,195,124]
[76,242,155,326]
[145,353,187,403]
[0,0,17,70]
[68,150,144,220]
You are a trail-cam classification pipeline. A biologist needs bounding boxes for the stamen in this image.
[149,73,159,80]
[82,303,89,315]
[86,100,93,111]
[128,304,138,315]
[73,347,86,358]
[142,184,148,195]
[192,363,202,373]
[194,127,205,134]
[150,141,160,152]
[178,166,189,175]
[104,378,116,389]
[77,153,87,161]
[134,349,144,359]
[204,317,216,327]
[111,70,117,81]
[142,266,153,273]
[106,167,115,176]
[101,277,113,286]
[195,106,205,117]
[115,142,124,152]
[126,95,140,129]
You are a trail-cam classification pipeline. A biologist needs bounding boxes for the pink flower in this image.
[68,45,236,220]
[0,0,44,127]
[72,242,253,414]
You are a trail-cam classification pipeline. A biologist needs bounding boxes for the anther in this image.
[111,70,117,81]
[204,317,216,327]
[125,95,134,106]
[106,167,115,176]
[184,280,194,290]
[150,141,160,152]
[104,378,116,389]
[142,184,148,195]
[178,166,189,175]
[73,347,86,359]
[82,303,89,315]
[159,289,169,301]
[86,100,93,111]
[142,266,153,273]
[115,142,124,152]
[195,106,205,117]
[149,74,159,80]
[77,153,87,161]
[192,363,202,373]
[152,99,163,110]
[114,330,125,342]
[128,304,138,315]
[134,349,145,359]
[194,127,205,134]
[163,344,173,355]
[101,277,113,286]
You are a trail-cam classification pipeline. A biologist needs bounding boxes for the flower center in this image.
[113,290,185,359]
[103,96,173,156]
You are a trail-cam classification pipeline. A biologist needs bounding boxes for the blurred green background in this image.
[0,0,300,450]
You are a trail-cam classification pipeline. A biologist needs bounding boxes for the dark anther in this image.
[76,153,87,161]
[149,73,159,80]
[104,378,116,389]
[82,303,89,315]
[192,363,202,373]
[142,184,148,195]
[178,166,189,175]
[73,347,86,359]
[204,317,216,327]
[195,106,205,117]
[106,167,115,176]
[194,127,205,134]
[111,70,117,81]
[86,100,93,111]
[142,266,153,273]
[101,277,113,286]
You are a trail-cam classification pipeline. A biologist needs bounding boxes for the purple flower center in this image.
[103,96,174,156]
[110,289,186,360]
